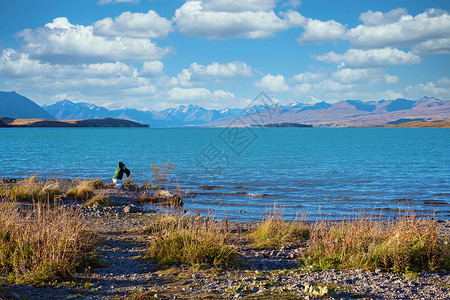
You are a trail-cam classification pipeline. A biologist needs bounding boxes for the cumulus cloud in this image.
[347,8,450,49]
[412,38,450,56]
[166,87,235,100]
[293,71,327,83]
[359,8,408,26]
[173,1,305,39]
[140,61,164,77]
[202,0,277,12]
[93,10,173,39]
[297,19,346,44]
[18,17,170,64]
[254,74,290,93]
[405,77,450,99]
[190,61,253,78]
[163,61,253,87]
[313,48,421,68]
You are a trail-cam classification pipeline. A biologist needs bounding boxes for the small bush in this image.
[0,199,98,284]
[84,194,110,207]
[250,205,309,248]
[146,214,239,268]
[304,213,450,273]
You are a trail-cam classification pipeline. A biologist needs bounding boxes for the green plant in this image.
[250,205,309,248]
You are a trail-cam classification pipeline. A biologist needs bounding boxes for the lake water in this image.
[1,127,449,221]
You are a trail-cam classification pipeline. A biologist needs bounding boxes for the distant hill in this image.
[2,91,449,127]
[0,91,54,119]
[43,100,246,127]
[204,97,450,127]
[1,117,148,127]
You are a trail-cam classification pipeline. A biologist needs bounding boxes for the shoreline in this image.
[1,177,449,299]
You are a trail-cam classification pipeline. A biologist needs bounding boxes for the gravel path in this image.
[2,187,449,299]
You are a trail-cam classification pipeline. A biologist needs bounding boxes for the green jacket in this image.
[113,165,129,179]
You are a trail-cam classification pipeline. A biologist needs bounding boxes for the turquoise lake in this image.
[1,127,449,220]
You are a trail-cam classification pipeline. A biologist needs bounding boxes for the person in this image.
[112,161,130,189]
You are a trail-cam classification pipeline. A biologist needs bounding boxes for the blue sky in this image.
[1,0,449,110]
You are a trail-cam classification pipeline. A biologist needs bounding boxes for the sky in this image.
[0,0,450,111]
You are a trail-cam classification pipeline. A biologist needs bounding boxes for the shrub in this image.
[0,199,98,284]
[250,205,310,248]
[304,213,450,273]
[146,214,239,268]
[151,160,174,183]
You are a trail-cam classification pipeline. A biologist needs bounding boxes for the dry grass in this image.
[146,213,239,268]
[304,213,450,273]
[250,205,310,248]
[0,177,62,202]
[65,179,104,201]
[84,194,111,207]
[0,199,98,284]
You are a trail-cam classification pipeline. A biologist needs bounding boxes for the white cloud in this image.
[254,74,290,93]
[405,77,450,99]
[359,8,408,26]
[93,10,173,39]
[412,38,450,56]
[347,9,450,49]
[166,87,235,101]
[202,0,277,12]
[313,48,421,68]
[140,61,164,77]
[384,74,399,85]
[0,48,136,78]
[293,71,327,83]
[282,0,301,8]
[297,19,346,44]
[18,17,170,64]
[173,1,305,39]
[190,61,253,78]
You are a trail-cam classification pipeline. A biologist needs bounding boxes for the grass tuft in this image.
[84,194,111,207]
[65,179,104,201]
[146,214,239,268]
[250,205,310,248]
[304,213,450,273]
[0,199,98,284]
[0,177,62,202]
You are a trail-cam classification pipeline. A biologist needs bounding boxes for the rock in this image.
[123,205,141,213]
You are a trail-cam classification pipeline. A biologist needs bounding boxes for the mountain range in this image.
[1,91,449,127]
